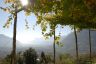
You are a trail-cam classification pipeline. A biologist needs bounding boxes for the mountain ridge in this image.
[0,30,96,58]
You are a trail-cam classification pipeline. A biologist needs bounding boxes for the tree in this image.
[53,26,56,64]
[26,1,96,64]
[32,0,96,29]
[0,0,31,64]
[40,51,47,64]
[23,48,37,64]
[2,54,12,64]
[29,1,96,64]
[40,51,53,64]
[12,5,17,64]
[1,0,96,64]
[74,26,79,64]
[88,29,92,63]
[17,52,24,64]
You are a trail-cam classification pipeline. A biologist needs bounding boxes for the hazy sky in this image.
[0,0,73,43]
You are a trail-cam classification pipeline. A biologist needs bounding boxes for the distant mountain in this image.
[0,29,96,58]
[24,29,96,55]
[0,34,22,58]
[0,34,53,58]
[60,29,96,55]
[19,30,96,56]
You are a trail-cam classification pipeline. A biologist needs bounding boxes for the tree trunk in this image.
[89,29,92,63]
[74,26,79,64]
[11,11,17,64]
[53,27,56,64]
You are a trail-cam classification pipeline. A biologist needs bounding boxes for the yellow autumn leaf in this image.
[25,12,31,16]
[3,8,10,13]
[5,0,15,3]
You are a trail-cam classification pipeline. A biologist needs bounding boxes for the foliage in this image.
[1,48,38,64]
[24,0,96,34]
[2,0,95,43]
[40,51,47,64]
[1,0,96,40]
[14,0,96,45]
[0,0,29,28]
[58,54,75,64]
[23,48,37,64]
[0,53,12,64]
[1,1,96,64]
[17,52,24,64]
[2,51,96,64]
[40,51,53,64]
